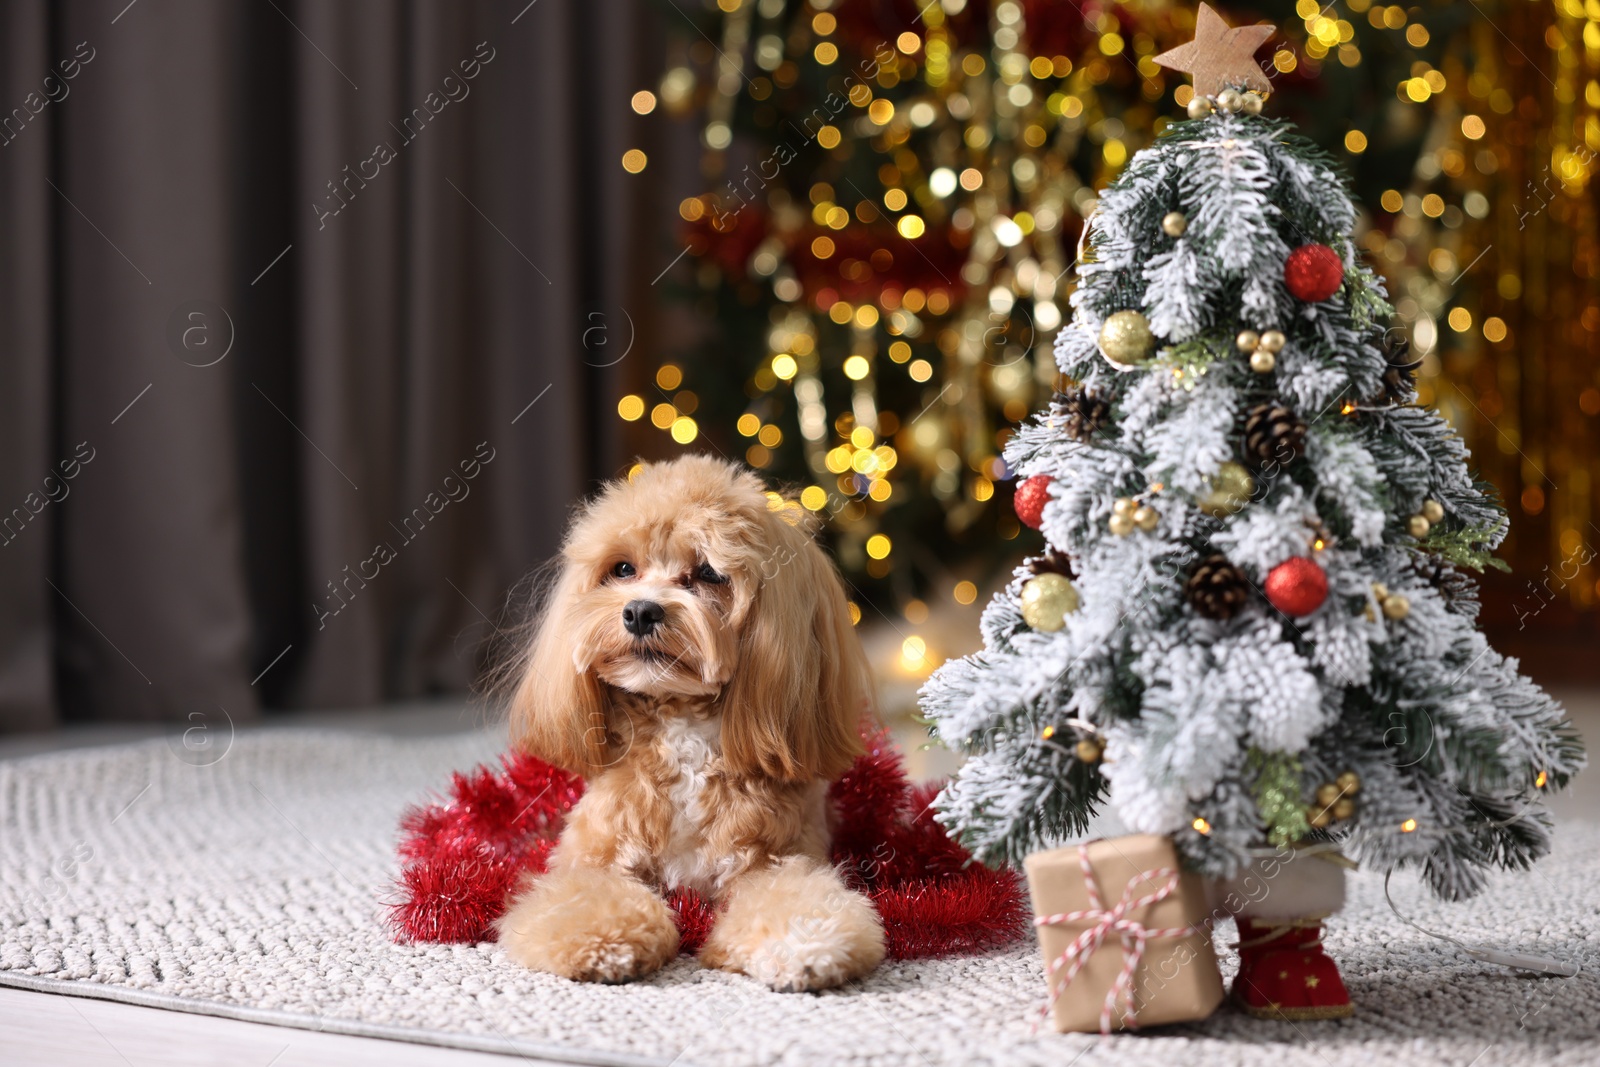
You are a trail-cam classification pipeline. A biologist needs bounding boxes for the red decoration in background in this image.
[389,728,1029,960]
[830,0,980,61]
[681,206,771,281]
[789,222,968,307]
[1263,556,1329,616]
[1283,243,1345,302]
[827,0,1090,70]
[1013,474,1053,530]
[680,210,968,307]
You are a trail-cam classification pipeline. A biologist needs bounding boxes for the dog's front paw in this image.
[545,932,666,985]
[738,919,873,992]
[496,867,680,984]
[701,858,886,993]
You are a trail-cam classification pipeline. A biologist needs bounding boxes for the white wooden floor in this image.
[0,986,549,1066]
[1,692,1594,1066]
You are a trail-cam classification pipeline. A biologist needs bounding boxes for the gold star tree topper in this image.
[1154,3,1275,98]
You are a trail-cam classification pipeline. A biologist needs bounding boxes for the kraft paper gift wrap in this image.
[1024,833,1225,1033]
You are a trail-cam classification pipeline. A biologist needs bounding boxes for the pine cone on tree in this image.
[1414,557,1480,617]
[1051,387,1112,442]
[1243,403,1307,468]
[1187,554,1250,620]
[1027,548,1075,578]
[1375,333,1423,405]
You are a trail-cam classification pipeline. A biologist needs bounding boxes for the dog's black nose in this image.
[622,599,665,637]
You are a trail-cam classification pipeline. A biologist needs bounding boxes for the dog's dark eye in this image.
[611,561,637,579]
[695,562,726,584]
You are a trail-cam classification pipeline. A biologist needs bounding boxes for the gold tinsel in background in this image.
[1348,0,1600,633]
[612,0,1600,674]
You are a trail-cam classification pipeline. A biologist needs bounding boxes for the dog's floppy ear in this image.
[719,507,872,781]
[509,558,612,775]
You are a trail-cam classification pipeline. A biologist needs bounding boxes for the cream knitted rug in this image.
[1,729,1595,1066]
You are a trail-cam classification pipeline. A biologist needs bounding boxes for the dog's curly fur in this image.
[494,455,886,991]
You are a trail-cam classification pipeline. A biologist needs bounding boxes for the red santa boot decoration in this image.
[1210,852,1354,1020]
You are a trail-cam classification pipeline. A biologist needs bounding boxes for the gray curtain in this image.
[0,0,659,729]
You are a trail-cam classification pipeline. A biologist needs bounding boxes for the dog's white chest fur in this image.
[655,714,728,894]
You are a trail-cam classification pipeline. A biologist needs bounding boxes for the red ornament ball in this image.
[1284,244,1344,303]
[1014,475,1053,530]
[1264,556,1329,616]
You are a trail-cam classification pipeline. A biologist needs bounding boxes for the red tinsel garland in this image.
[388,729,1029,960]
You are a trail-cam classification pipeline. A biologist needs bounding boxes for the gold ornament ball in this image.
[1249,349,1277,374]
[1133,505,1159,532]
[1099,310,1155,365]
[1407,514,1431,538]
[1371,581,1389,601]
[1236,329,1261,353]
[1162,211,1188,237]
[1216,88,1244,113]
[1308,807,1332,829]
[1421,499,1445,523]
[1241,91,1264,115]
[1382,593,1411,620]
[1315,783,1342,807]
[1021,573,1079,631]
[1187,95,1213,119]
[1259,329,1286,353]
[1198,462,1255,516]
[1108,512,1135,536]
[1113,496,1136,517]
[1332,797,1357,820]
[1335,770,1361,795]
[1075,738,1104,763]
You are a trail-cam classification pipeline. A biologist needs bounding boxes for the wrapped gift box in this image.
[1024,833,1224,1033]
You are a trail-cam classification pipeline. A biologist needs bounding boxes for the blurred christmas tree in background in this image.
[618,0,1600,674]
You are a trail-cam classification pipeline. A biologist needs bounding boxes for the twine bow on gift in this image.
[1034,844,1199,1035]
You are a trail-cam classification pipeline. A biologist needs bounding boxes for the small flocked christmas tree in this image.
[921,4,1585,915]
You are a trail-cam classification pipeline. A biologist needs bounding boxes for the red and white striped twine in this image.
[1033,844,1198,1035]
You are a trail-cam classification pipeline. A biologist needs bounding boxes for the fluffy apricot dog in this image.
[495,455,885,991]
